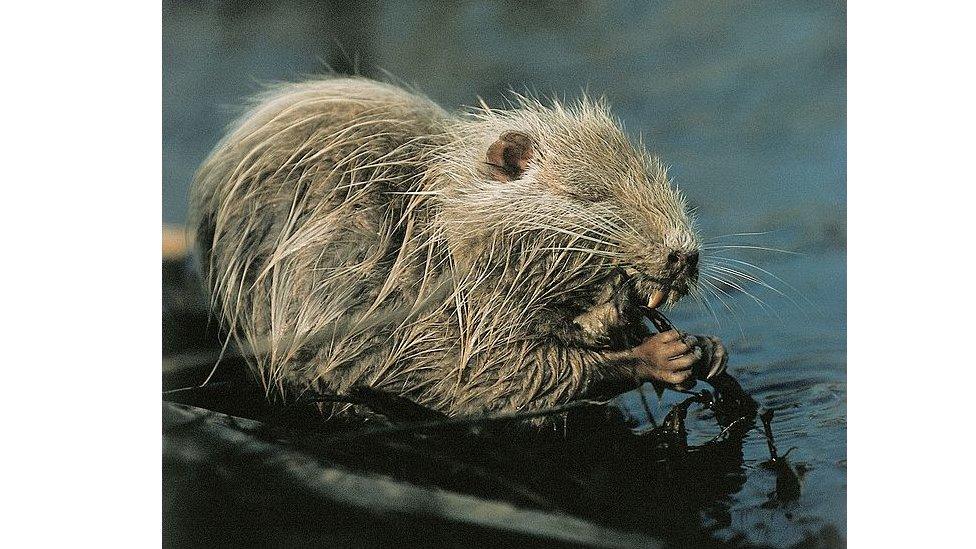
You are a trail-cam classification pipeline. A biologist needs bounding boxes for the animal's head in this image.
[435,96,701,311]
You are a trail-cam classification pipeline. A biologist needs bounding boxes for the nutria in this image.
[190,77,729,418]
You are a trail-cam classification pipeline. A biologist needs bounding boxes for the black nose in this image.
[667,250,700,271]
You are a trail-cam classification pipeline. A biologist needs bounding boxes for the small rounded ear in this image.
[486,131,534,181]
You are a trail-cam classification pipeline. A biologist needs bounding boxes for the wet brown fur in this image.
[190,77,701,418]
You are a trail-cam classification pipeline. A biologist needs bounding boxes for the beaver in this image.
[190,77,729,418]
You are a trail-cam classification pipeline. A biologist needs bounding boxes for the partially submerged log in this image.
[164,402,662,549]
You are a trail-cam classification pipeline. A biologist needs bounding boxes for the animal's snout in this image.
[667,250,699,274]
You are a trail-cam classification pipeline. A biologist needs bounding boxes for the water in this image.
[164,1,845,546]
[617,248,846,546]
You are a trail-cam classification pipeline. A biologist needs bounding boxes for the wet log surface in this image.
[163,402,662,549]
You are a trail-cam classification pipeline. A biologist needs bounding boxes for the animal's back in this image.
[190,78,451,398]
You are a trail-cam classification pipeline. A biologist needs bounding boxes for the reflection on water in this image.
[164,1,845,546]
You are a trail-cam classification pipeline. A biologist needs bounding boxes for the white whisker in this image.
[706,255,815,308]
[704,230,777,242]
[701,244,801,255]
[704,263,796,307]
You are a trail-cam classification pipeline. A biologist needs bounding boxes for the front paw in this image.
[630,330,699,390]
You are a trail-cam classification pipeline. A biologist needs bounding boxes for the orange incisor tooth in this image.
[647,289,666,309]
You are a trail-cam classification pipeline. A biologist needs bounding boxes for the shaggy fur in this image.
[190,77,703,418]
